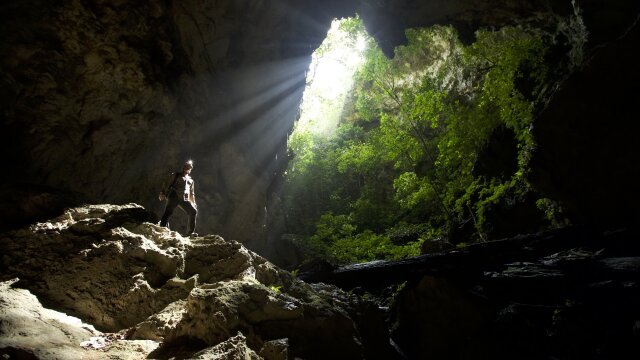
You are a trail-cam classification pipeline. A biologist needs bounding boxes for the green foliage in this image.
[394,172,430,209]
[289,268,299,278]
[536,198,571,228]
[474,177,527,234]
[314,15,367,58]
[285,19,556,265]
[328,231,422,264]
[293,213,422,265]
[312,213,356,243]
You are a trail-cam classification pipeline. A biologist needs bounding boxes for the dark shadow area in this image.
[0,347,39,360]
[0,182,87,232]
[146,336,209,360]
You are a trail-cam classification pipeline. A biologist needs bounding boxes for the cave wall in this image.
[0,0,355,242]
[530,21,640,229]
[1,0,639,256]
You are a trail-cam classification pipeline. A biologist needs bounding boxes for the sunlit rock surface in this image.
[0,204,393,359]
[0,279,159,359]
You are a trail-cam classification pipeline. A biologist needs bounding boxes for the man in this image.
[159,160,197,236]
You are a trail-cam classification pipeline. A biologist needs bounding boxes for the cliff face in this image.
[1,0,639,252]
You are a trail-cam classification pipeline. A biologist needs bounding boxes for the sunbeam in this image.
[295,17,370,138]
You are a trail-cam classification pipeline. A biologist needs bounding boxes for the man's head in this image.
[183,160,194,174]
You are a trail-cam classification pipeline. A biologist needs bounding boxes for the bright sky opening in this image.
[295,18,370,137]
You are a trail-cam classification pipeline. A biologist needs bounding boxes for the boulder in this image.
[0,279,159,360]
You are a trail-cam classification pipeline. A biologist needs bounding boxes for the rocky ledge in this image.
[326,226,640,359]
[0,204,394,359]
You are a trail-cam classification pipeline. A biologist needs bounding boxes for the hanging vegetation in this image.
[285,18,567,265]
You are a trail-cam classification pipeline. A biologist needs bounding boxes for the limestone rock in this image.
[130,299,188,342]
[191,333,261,360]
[183,234,284,285]
[0,279,99,359]
[0,279,159,360]
[259,338,289,360]
[0,203,394,359]
[1,204,194,331]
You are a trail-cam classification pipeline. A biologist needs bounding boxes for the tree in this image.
[284,21,554,264]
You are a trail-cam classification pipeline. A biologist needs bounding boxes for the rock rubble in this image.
[0,203,393,359]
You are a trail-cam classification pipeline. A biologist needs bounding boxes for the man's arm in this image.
[189,182,196,208]
[159,173,176,201]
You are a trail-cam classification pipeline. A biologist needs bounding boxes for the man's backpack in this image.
[159,172,180,201]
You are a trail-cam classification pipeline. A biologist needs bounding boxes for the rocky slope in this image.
[0,204,395,359]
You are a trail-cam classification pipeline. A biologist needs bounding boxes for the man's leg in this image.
[160,196,179,228]
[183,201,197,235]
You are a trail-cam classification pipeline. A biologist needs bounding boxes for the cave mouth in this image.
[293,16,372,139]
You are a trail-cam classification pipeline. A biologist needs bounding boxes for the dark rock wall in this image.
[1,0,639,254]
[0,0,351,242]
[530,8,640,229]
[330,226,640,359]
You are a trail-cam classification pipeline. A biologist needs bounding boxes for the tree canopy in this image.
[284,18,567,265]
